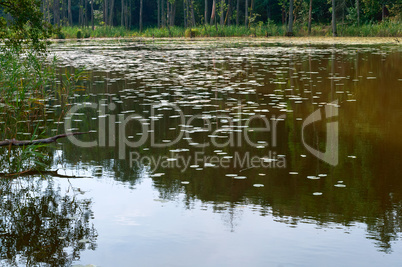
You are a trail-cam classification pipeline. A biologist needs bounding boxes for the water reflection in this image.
[0,174,97,266]
[2,40,400,265]
[50,40,402,255]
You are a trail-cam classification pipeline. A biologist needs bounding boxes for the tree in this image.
[104,0,108,25]
[356,0,360,26]
[308,0,313,34]
[0,0,54,51]
[121,0,124,26]
[220,0,225,25]
[210,0,216,25]
[140,0,143,32]
[245,0,248,27]
[236,0,239,26]
[288,0,294,35]
[91,0,95,30]
[109,0,115,25]
[248,0,254,27]
[53,0,60,25]
[224,0,231,26]
[68,0,72,25]
[205,0,208,25]
[332,0,337,36]
[157,0,160,27]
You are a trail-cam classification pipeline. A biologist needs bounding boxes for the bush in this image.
[76,30,82,39]
[57,32,66,39]
[185,28,198,38]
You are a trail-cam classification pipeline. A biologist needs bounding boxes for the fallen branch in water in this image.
[0,132,93,147]
[0,169,90,179]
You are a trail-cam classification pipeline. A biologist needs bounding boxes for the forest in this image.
[36,0,401,36]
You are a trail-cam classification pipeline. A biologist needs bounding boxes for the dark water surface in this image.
[2,39,402,266]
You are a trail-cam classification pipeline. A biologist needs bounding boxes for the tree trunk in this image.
[236,0,239,26]
[186,0,190,26]
[245,0,248,27]
[210,0,216,25]
[91,0,95,30]
[172,2,176,26]
[162,0,165,27]
[288,0,294,34]
[85,0,88,27]
[332,0,337,36]
[191,0,196,27]
[109,0,115,26]
[79,0,83,26]
[382,4,385,21]
[220,0,224,26]
[308,0,312,35]
[184,0,187,28]
[267,0,270,20]
[249,0,254,27]
[205,0,208,25]
[121,0,124,26]
[167,1,170,26]
[342,0,345,24]
[140,0,143,32]
[227,0,231,26]
[158,0,160,28]
[63,1,68,26]
[46,0,50,23]
[356,0,359,27]
[125,2,128,28]
[129,0,132,28]
[54,0,60,25]
[104,0,109,25]
[224,0,231,25]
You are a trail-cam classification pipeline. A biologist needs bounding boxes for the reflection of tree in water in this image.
[53,46,402,254]
[220,203,243,233]
[366,203,402,253]
[0,177,97,266]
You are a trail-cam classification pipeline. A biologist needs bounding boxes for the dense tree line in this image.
[38,0,401,31]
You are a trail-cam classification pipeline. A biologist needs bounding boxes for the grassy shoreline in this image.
[51,36,402,46]
[57,21,402,40]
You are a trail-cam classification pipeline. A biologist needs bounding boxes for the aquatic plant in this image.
[0,47,88,174]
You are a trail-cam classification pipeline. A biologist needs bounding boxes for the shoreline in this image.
[50,36,402,45]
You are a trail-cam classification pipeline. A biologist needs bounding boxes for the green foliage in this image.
[58,20,402,39]
[77,30,83,39]
[0,47,88,173]
[57,31,66,39]
[185,28,198,38]
[0,0,396,41]
[0,0,55,51]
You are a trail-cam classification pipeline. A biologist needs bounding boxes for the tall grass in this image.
[0,48,87,173]
[57,20,401,39]
[0,49,54,137]
[58,26,137,39]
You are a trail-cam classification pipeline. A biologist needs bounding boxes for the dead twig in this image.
[0,132,93,147]
[0,169,90,179]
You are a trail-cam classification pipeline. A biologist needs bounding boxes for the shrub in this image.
[185,28,198,38]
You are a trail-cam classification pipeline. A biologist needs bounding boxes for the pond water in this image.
[1,39,402,266]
